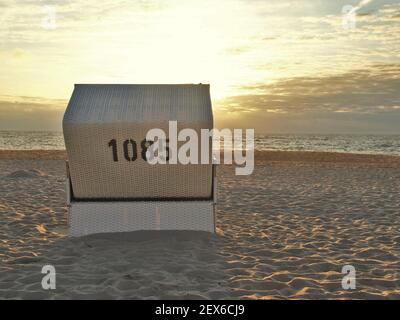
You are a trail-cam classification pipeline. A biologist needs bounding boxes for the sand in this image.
[0,150,399,299]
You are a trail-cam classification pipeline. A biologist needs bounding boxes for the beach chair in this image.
[63,84,216,236]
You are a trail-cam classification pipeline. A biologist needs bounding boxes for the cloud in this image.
[215,63,400,133]
[358,0,374,8]
[0,95,67,131]
[224,45,253,55]
[1,0,400,133]
[1,64,399,133]
[356,0,373,9]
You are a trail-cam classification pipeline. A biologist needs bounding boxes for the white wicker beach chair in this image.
[63,84,216,236]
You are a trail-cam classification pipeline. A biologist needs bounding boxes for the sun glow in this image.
[1,0,276,101]
[1,0,400,132]
[87,0,273,100]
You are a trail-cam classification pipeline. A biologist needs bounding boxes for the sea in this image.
[0,131,399,155]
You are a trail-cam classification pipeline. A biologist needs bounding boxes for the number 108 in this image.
[108,139,169,162]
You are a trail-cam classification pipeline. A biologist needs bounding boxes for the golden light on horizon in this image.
[1,0,400,132]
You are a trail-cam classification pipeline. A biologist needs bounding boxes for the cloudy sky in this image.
[0,0,399,133]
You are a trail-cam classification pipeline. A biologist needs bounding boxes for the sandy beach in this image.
[0,150,399,299]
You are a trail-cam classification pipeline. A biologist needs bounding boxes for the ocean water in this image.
[0,131,65,150]
[0,131,399,155]
[254,134,400,155]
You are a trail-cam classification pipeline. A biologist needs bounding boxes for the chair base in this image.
[68,200,215,237]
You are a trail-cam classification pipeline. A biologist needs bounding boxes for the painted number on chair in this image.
[108,139,168,162]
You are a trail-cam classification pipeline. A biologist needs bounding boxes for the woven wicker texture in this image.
[63,84,213,199]
[69,200,215,236]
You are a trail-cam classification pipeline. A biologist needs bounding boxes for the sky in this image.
[0,0,399,133]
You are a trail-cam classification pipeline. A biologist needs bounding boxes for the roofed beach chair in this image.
[63,84,216,237]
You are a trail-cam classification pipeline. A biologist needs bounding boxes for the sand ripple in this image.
[0,157,399,299]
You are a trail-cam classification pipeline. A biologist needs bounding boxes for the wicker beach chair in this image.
[63,84,216,236]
